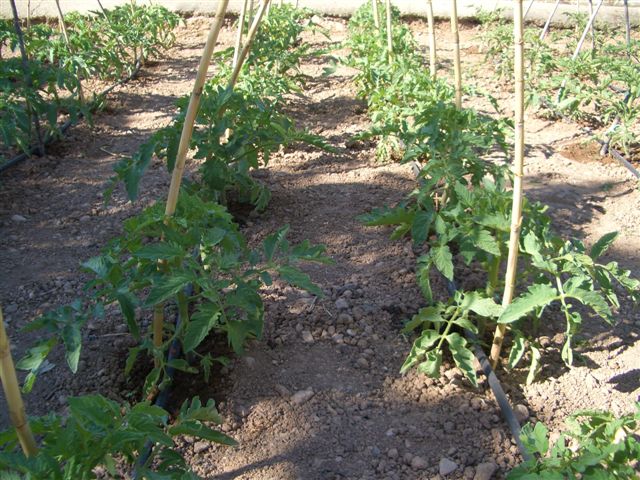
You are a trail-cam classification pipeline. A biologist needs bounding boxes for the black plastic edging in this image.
[0,60,143,175]
[443,277,533,463]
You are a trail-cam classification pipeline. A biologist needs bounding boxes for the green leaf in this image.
[116,291,140,339]
[358,206,413,227]
[62,324,82,373]
[499,284,558,324]
[417,350,442,378]
[526,344,542,385]
[166,358,198,374]
[431,244,454,281]
[134,242,185,261]
[182,307,221,353]
[169,422,237,446]
[507,335,526,369]
[278,265,322,296]
[447,332,478,387]
[461,291,503,317]
[144,273,192,307]
[472,228,501,256]
[570,288,612,322]
[411,210,434,246]
[263,225,290,262]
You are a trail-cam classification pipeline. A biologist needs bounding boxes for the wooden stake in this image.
[539,0,560,40]
[248,0,255,25]
[623,0,631,57]
[228,0,271,89]
[450,0,462,108]
[372,0,380,30]
[0,307,38,457]
[588,0,595,51]
[157,0,229,350]
[233,0,249,70]
[385,0,393,61]
[9,0,45,156]
[426,0,437,77]
[55,0,85,104]
[489,0,525,369]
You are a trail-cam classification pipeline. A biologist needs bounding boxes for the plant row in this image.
[345,3,640,475]
[0,5,330,478]
[476,9,640,156]
[0,4,180,162]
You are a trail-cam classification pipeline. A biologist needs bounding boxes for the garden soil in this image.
[1,16,639,480]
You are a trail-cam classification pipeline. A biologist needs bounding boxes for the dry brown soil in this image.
[0,16,638,480]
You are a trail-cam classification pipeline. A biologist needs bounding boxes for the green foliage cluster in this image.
[508,404,640,479]
[111,4,330,211]
[0,4,180,162]
[476,10,640,156]
[348,3,640,387]
[1,5,331,478]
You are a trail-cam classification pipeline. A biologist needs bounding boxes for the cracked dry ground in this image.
[1,16,639,480]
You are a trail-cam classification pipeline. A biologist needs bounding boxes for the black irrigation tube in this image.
[442,277,533,463]
[0,59,144,175]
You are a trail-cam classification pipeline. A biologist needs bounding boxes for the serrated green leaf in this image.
[183,307,221,353]
[144,273,192,307]
[461,291,503,317]
[447,332,478,387]
[499,284,558,324]
[411,210,434,246]
[134,242,185,261]
[507,335,526,369]
[417,350,442,378]
[278,265,322,296]
[431,244,454,281]
[169,422,237,446]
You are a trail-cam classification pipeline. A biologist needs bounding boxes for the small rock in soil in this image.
[356,357,369,369]
[193,441,209,453]
[274,384,290,397]
[301,330,314,343]
[291,389,314,405]
[335,298,349,310]
[387,448,398,459]
[439,458,458,476]
[514,404,530,423]
[411,456,428,470]
[474,462,498,480]
[11,214,27,222]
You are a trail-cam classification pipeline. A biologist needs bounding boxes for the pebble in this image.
[356,357,369,369]
[439,458,458,476]
[514,404,530,423]
[79,215,91,223]
[291,389,314,405]
[11,214,27,222]
[4,304,18,314]
[411,456,428,470]
[301,330,314,344]
[274,384,290,397]
[387,448,398,459]
[193,441,208,453]
[335,298,349,310]
[244,356,256,369]
[474,462,498,480]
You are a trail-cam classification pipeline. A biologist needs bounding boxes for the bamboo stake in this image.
[539,0,560,40]
[0,307,38,457]
[55,0,85,104]
[26,0,31,31]
[623,0,631,57]
[279,0,283,6]
[489,0,526,369]
[426,0,437,77]
[372,0,381,30]
[232,0,249,70]
[156,0,229,351]
[228,0,271,89]
[9,0,45,157]
[385,0,393,61]
[248,0,255,25]
[523,0,535,20]
[450,0,462,108]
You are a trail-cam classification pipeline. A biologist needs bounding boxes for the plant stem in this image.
[449,0,461,108]
[436,306,461,351]
[0,306,38,457]
[490,0,525,369]
[426,0,437,77]
[153,305,164,368]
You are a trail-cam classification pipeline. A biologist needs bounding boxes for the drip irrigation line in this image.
[442,277,532,462]
[0,59,144,175]
[132,282,192,479]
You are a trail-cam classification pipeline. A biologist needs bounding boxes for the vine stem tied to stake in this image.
[489,0,526,369]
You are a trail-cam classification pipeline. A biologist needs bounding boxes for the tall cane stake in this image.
[539,0,560,40]
[233,0,249,70]
[228,0,271,89]
[155,0,230,352]
[0,307,38,457]
[450,0,461,108]
[55,0,85,104]
[426,0,436,77]
[372,0,381,30]
[489,0,526,369]
[385,0,393,61]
